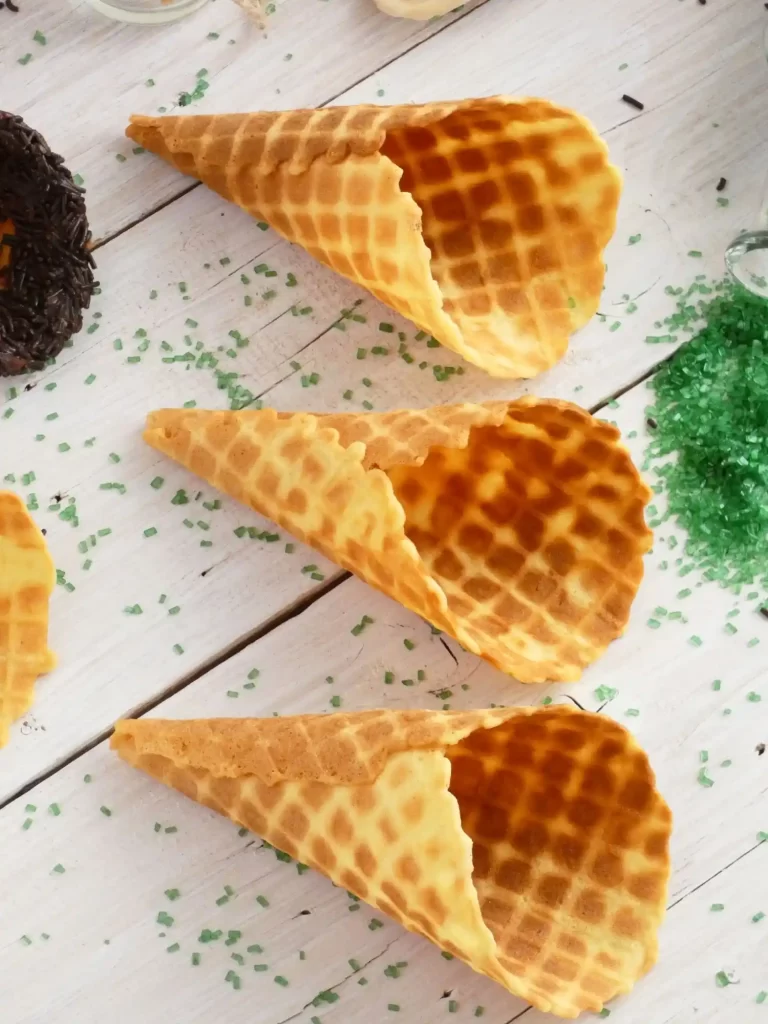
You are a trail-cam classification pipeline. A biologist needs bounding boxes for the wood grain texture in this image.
[2,1,768,1021]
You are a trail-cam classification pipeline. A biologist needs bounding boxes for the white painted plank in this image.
[1,557,766,1023]
[0,0,485,240]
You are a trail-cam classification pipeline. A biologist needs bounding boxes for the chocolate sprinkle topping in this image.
[0,112,96,376]
[716,177,727,192]
[621,94,644,111]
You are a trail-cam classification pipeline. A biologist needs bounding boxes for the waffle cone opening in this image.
[383,401,651,680]
[380,107,615,373]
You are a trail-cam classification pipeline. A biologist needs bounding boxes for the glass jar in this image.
[84,0,209,24]
[724,23,768,298]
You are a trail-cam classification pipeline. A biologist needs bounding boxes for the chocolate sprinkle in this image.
[0,112,96,376]
[716,177,727,192]
[621,94,645,111]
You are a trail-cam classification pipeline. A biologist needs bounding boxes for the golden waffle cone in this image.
[0,491,56,747]
[144,398,652,683]
[112,705,672,1017]
[126,98,621,379]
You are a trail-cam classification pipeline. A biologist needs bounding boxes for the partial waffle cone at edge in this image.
[112,705,672,1018]
[144,398,652,683]
[127,98,621,378]
[0,491,56,747]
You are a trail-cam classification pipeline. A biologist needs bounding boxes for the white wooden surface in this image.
[2,0,767,1021]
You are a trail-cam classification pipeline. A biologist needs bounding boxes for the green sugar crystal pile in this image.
[645,283,768,588]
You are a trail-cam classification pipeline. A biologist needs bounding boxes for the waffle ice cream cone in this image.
[112,705,671,1017]
[126,98,620,379]
[144,398,651,683]
[0,492,56,747]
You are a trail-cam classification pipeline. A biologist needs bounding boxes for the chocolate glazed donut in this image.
[0,113,97,376]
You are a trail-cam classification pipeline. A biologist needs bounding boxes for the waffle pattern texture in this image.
[144,398,652,683]
[127,98,621,379]
[0,491,56,747]
[112,705,672,1017]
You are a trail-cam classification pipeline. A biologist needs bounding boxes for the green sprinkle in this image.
[697,767,714,787]
[52,863,65,874]
[757,991,767,1004]
[330,695,341,708]
[644,285,768,588]
[715,971,734,987]
[165,889,181,901]
[710,903,725,911]
[156,911,174,928]
[256,895,269,907]
[350,615,374,636]
[752,912,765,922]
[48,803,61,817]
[403,638,415,650]
[100,806,112,817]
[594,685,618,703]
[143,527,158,538]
